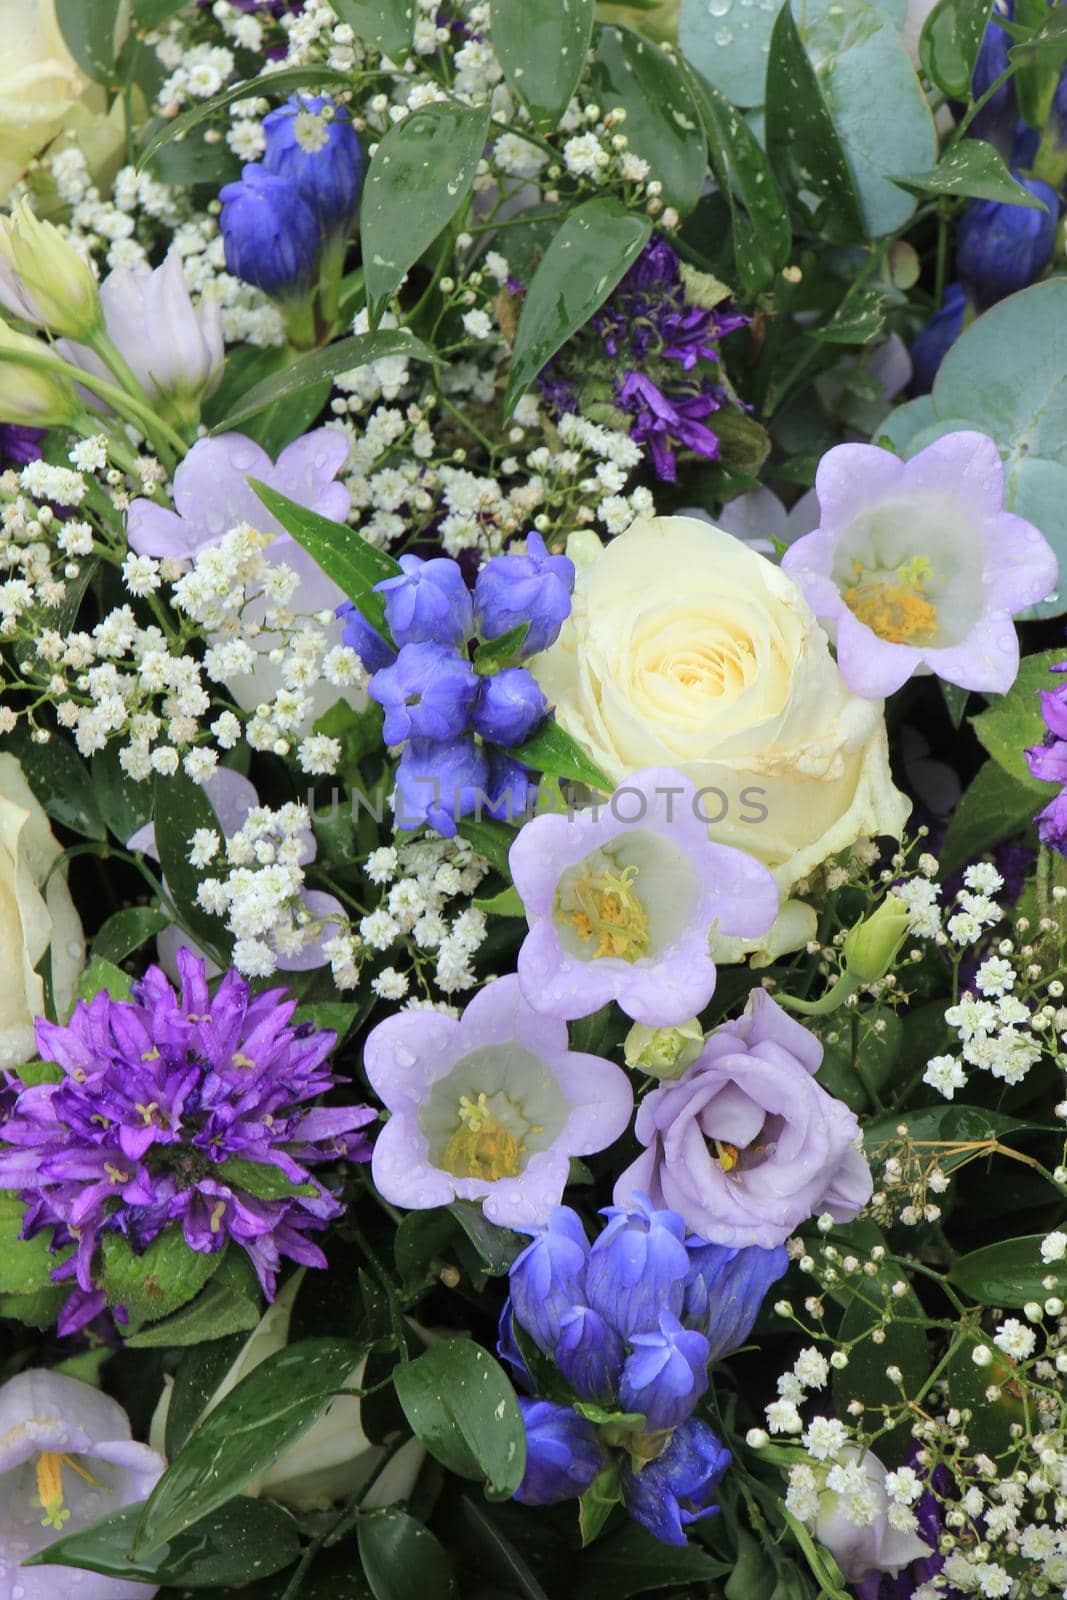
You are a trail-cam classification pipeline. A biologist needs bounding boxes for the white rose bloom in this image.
[0,751,84,1067]
[531,517,909,954]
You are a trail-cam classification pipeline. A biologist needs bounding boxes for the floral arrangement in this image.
[0,0,1066,1597]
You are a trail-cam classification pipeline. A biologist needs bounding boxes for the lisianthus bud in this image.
[0,200,102,340]
[0,321,79,426]
[624,1018,704,1079]
[841,896,911,986]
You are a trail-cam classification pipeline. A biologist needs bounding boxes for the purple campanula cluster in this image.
[0,950,375,1326]
[499,1195,787,1544]
[538,236,748,482]
[1025,659,1067,851]
[338,536,574,836]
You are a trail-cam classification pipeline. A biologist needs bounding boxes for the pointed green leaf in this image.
[591,24,707,213]
[687,69,790,293]
[393,1337,526,1497]
[951,1235,1067,1306]
[490,0,596,134]
[357,1510,458,1600]
[249,478,400,634]
[511,719,612,792]
[330,0,416,59]
[894,137,1046,205]
[920,0,993,96]
[91,907,170,965]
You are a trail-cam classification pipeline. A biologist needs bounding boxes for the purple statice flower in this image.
[0,423,44,466]
[0,951,375,1312]
[0,1368,165,1593]
[781,432,1058,699]
[1025,659,1067,851]
[508,767,779,1026]
[362,973,632,1229]
[539,236,748,482]
[614,989,873,1249]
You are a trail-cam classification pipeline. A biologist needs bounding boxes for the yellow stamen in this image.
[714,1139,740,1174]
[141,1046,160,1062]
[103,1162,128,1185]
[558,863,650,962]
[134,1102,159,1125]
[209,1199,228,1234]
[35,1452,105,1531]
[231,1052,255,1070]
[443,1093,524,1182]
[844,554,939,645]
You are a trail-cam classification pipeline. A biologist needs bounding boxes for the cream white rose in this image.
[532,516,909,947]
[0,751,84,1067]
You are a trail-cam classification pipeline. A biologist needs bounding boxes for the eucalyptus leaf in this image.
[490,0,596,133]
[210,331,437,434]
[591,24,707,212]
[919,0,994,96]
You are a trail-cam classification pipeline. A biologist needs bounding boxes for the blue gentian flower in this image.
[393,734,490,836]
[509,1204,590,1354]
[263,93,364,237]
[218,164,321,300]
[376,553,475,648]
[957,174,1060,307]
[621,1418,730,1545]
[556,1305,625,1404]
[910,283,967,394]
[471,667,547,747]
[473,532,575,657]
[368,641,479,746]
[618,1311,710,1431]
[683,1240,789,1362]
[584,1194,691,1339]
[513,1399,606,1505]
[336,599,397,672]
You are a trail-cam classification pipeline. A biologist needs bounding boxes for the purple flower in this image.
[369,641,478,746]
[474,532,575,657]
[617,370,721,483]
[471,667,547,747]
[957,174,1060,308]
[584,1194,690,1339]
[337,599,397,672]
[1025,660,1067,852]
[219,165,321,301]
[618,1311,710,1431]
[484,750,538,824]
[509,767,779,1025]
[683,1239,789,1362]
[362,973,633,1229]
[614,989,873,1248]
[0,1368,165,1594]
[127,428,349,562]
[813,1446,933,1582]
[0,951,374,1308]
[509,1204,590,1354]
[910,283,967,395]
[555,1305,625,1404]
[263,94,364,237]
[621,1417,730,1546]
[375,553,474,648]
[393,734,490,837]
[781,432,1058,698]
[513,1398,605,1506]
[0,423,44,466]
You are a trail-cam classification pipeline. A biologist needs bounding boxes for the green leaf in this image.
[1,728,104,841]
[490,0,596,134]
[511,719,612,792]
[152,771,232,959]
[864,1102,1042,1166]
[393,1337,526,1497]
[135,1337,361,1553]
[577,1522,730,1598]
[101,1228,227,1324]
[455,816,518,874]
[330,0,416,58]
[448,1200,525,1278]
[55,0,126,82]
[210,331,437,434]
[919,0,993,96]
[1009,1,1067,69]
[687,69,790,294]
[951,1234,1067,1306]
[91,907,169,965]
[0,1195,72,1294]
[457,1496,553,1600]
[138,66,353,170]
[362,100,491,319]
[970,648,1066,788]
[140,116,240,187]
[765,2,866,244]
[134,0,190,23]
[810,287,887,344]
[124,1268,262,1349]
[357,1510,458,1600]
[0,1285,68,1329]
[505,197,651,415]
[293,999,366,1045]
[215,1158,318,1201]
[30,1497,300,1587]
[249,479,399,634]
[473,622,530,674]
[939,759,1041,877]
[591,24,707,213]
[579,1466,622,1547]
[165,1332,249,1457]
[75,955,133,1004]
[894,137,1046,205]
[472,885,525,916]
[91,741,153,843]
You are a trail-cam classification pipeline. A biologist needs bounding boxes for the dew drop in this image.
[715,26,734,43]
[707,0,732,15]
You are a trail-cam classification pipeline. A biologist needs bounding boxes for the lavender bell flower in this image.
[0,1368,165,1599]
[0,950,375,1309]
[375,553,474,649]
[513,1398,606,1505]
[509,767,779,1025]
[614,989,873,1249]
[811,1446,934,1583]
[470,667,547,747]
[369,642,479,746]
[393,735,490,837]
[780,431,1058,699]
[362,973,633,1229]
[621,1417,731,1546]
[473,531,575,657]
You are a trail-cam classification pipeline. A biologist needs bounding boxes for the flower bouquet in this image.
[0,1,1066,1597]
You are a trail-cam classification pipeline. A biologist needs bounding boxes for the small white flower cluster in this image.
[359,834,490,1000]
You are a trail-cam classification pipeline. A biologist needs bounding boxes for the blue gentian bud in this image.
[957,174,1059,307]
[473,531,575,657]
[375,554,474,648]
[683,1241,789,1362]
[555,1305,625,1404]
[394,735,489,837]
[471,667,547,747]
[485,749,537,824]
[513,1398,606,1506]
[497,1297,533,1389]
[336,600,396,673]
[509,1205,589,1355]
[585,1194,690,1339]
[263,94,365,237]
[910,283,966,395]
[369,642,478,747]
[968,4,1015,147]
[622,1417,730,1545]
[618,1311,710,1432]
[219,165,321,301]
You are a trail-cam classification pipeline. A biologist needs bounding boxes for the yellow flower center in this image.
[558,863,650,962]
[844,554,939,645]
[443,1092,526,1182]
[35,1451,105,1531]
[714,1139,741,1174]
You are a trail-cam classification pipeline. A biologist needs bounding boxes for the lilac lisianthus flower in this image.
[0,1369,165,1598]
[0,951,374,1310]
[781,432,1058,698]
[509,767,779,1026]
[614,989,872,1248]
[362,973,633,1229]
[810,1446,934,1583]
